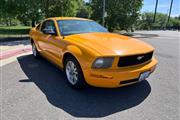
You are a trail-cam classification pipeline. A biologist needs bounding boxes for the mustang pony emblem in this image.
[137,56,144,60]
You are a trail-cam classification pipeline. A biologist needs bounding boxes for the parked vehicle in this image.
[29,17,158,88]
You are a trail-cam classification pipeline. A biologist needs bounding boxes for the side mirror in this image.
[42,28,57,35]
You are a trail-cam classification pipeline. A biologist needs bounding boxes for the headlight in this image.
[92,57,114,69]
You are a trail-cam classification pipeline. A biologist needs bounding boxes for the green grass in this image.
[0,26,31,38]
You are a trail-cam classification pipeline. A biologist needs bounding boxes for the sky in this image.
[142,0,180,17]
[84,0,180,17]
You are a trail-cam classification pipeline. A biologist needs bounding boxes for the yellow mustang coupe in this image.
[29,17,158,88]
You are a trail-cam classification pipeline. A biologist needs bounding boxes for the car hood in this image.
[66,32,154,56]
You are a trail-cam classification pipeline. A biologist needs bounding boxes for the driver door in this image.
[40,20,62,65]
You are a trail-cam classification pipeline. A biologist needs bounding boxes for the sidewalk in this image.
[0,40,32,60]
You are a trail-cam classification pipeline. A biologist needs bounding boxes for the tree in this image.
[90,0,103,23]
[15,0,44,27]
[41,0,83,17]
[0,0,84,26]
[15,0,84,26]
[91,0,143,31]
[76,2,92,18]
[0,0,17,26]
[169,16,180,30]
[136,12,180,30]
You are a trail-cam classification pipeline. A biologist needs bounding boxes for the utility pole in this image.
[153,0,158,22]
[166,0,173,29]
[102,0,105,26]
[61,0,63,16]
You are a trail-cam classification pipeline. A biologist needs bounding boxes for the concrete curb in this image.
[0,37,29,42]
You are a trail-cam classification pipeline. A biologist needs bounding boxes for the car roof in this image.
[46,17,93,21]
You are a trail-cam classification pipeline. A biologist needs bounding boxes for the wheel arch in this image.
[62,45,83,68]
[62,52,80,69]
[62,52,87,87]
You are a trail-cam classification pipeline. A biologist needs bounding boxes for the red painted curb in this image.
[0,46,32,60]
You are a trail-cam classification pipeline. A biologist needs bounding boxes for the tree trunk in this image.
[9,19,12,26]
[32,20,36,27]
[6,20,9,26]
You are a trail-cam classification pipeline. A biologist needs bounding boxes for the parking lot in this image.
[1,31,179,120]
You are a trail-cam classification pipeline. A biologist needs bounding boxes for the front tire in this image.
[64,56,86,88]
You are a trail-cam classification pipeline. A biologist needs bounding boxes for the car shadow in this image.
[17,54,151,118]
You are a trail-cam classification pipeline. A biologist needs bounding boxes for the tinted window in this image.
[57,20,108,36]
[41,20,56,33]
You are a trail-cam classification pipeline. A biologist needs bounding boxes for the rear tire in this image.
[32,42,40,58]
[64,56,86,88]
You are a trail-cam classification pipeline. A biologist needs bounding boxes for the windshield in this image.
[57,20,108,36]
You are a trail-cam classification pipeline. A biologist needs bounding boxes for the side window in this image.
[41,20,56,33]
[41,21,47,31]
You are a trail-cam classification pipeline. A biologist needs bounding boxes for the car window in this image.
[41,20,56,33]
[57,20,108,36]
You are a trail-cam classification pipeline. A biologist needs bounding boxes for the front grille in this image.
[118,51,153,67]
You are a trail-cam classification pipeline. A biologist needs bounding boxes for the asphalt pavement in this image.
[1,31,179,120]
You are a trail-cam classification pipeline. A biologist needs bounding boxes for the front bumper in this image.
[83,57,158,88]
